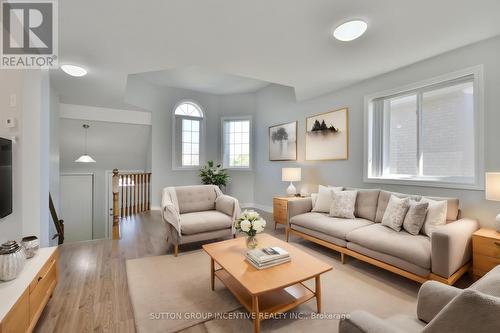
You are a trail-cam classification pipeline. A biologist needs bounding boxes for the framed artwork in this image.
[305,108,348,161]
[269,121,297,161]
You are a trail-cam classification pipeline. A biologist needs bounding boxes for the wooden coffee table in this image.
[202,233,332,333]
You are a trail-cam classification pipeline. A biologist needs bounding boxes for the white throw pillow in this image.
[381,195,410,232]
[329,191,357,219]
[420,197,448,236]
[312,185,343,213]
[311,193,318,207]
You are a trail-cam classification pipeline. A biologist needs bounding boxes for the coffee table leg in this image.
[210,258,215,291]
[315,275,322,313]
[252,295,260,333]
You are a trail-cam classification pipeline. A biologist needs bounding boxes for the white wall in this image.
[254,36,500,227]
[0,70,51,246]
[49,85,60,245]
[125,78,256,206]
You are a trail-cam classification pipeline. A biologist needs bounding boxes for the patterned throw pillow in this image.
[329,191,358,219]
[381,195,410,232]
[312,185,343,213]
[420,197,448,236]
[403,200,429,235]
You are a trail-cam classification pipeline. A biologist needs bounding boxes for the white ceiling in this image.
[136,67,271,95]
[51,0,500,110]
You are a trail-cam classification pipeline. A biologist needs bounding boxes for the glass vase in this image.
[246,235,258,249]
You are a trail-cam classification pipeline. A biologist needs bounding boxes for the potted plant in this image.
[234,210,267,249]
[199,160,230,191]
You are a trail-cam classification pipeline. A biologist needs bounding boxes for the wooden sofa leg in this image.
[341,252,346,264]
[174,244,179,257]
[285,228,290,242]
[233,234,236,239]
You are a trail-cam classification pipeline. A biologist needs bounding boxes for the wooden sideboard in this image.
[0,247,59,333]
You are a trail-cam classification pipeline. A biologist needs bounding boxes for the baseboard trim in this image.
[240,203,272,213]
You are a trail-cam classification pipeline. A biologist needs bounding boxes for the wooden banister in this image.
[111,169,152,240]
[49,193,64,245]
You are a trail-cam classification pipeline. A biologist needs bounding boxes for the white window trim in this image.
[363,65,485,190]
[221,116,253,171]
[171,100,206,171]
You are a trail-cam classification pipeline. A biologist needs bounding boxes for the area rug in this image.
[126,238,421,333]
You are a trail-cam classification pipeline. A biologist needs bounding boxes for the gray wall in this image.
[60,118,151,239]
[125,78,256,206]
[254,36,500,228]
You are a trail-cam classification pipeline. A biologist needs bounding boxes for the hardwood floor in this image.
[35,209,277,333]
[35,211,170,333]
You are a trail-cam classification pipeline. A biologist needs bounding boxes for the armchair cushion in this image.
[215,195,236,217]
[422,290,500,333]
[431,218,479,278]
[339,310,405,333]
[175,185,217,214]
[417,281,461,323]
[180,211,233,235]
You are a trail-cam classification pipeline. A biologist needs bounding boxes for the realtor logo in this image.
[1,0,58,68]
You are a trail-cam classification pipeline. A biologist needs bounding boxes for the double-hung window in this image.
[172,101,204,169]
[222,117,251,169]
[365,67,483,189]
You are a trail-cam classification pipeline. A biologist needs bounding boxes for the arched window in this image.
[172,101,205,168]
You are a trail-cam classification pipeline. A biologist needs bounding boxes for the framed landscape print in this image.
[269,121,297,161]
[305,108,348,161]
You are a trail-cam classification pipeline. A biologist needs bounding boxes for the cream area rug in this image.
[126,237,423,333]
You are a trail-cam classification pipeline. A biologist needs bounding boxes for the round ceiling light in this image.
[333,20,368,41]
[61,64,88,77]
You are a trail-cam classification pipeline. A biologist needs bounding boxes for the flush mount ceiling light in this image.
[61,64,88,77]
[75,124,96,163]
[333,20,368,41]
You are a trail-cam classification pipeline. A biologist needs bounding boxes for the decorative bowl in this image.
[0,241,26,281]
[21,236,39,259]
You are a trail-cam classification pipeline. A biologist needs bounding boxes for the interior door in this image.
[60,174,93,243]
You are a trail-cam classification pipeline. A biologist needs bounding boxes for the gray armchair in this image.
[339,265,500,333]
[161,185,241,256]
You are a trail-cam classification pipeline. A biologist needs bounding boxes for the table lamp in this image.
[282,168,301,197]
[486,172,500,232]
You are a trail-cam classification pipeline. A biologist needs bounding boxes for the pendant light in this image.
[75,124,96,163]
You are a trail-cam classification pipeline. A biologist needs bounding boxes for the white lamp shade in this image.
[282,168,301,182]
[486,172,500,201]
[75,154,96,163]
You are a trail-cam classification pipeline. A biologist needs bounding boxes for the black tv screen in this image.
[0,138,12,219]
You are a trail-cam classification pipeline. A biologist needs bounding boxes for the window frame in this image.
[171,100,206,170]
[221,116,253,171]
[363,65,484,190]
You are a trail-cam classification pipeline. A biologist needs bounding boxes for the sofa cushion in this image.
[290,212,373,240]
[346,224,431,269]
[290,225,347,247]
[423,196,459,221]
[375,191,421,223]
[348,188,381,221]
[180,210,232,235]
[347,243,430,277]
[176,185,217,214]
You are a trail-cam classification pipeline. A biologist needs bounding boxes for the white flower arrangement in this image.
[234,210,267,237]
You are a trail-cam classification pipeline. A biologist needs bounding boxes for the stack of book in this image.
[246,247,291,270]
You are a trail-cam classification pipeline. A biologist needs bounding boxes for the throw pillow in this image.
[420,197,448,236]
[311,193,318,207]
[329,191,357,219]
[381,195,410,232]
[312,185,343,213]
[403,200,429,235]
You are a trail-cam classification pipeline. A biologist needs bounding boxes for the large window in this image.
[222,117,251,169]
[172,101,204,169]
[365,67,483,189]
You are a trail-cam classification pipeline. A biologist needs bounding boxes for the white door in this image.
[60,174,93,243]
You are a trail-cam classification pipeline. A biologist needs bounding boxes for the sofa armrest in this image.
[431,218,479,278]
[423,290,500,333]
[339,310,404,333]
[287,197,313,223]
[215,195,238,217]
[417,281,461,323]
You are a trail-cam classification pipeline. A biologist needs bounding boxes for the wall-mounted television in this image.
[0,137,13,219]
